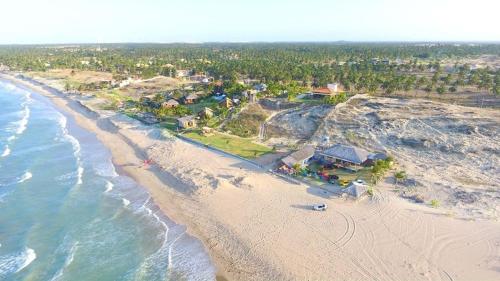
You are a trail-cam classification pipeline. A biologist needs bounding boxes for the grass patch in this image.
[186,97,219,114]
[160,117,178,131]
[182,130,272,159]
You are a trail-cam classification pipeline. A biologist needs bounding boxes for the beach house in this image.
[177,115,197,129]
[318,144,370,169]
[281,145,316,168]
[162,99,179,108]
[311,85,339,98]
[327,83,339,92]
[184,93,199,104]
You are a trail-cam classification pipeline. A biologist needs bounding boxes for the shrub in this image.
[323,92,348,105]
[371,158,394,185]
[367,186,374,196]
[394,171,407,184]
[430,199,440,208]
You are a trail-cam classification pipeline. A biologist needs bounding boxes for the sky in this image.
[0,0,499,44]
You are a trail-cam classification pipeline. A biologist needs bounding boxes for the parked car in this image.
[339,179,350,187]
[354,179,367,185]
[312,203,328,211]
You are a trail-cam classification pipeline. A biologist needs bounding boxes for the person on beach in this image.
[143,159,153,168]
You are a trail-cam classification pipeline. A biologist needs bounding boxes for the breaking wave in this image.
[18,172,32,183]
[0,247,37,276]
[15,106,30,135]
[1,146,10,157]
[57,114,84,185]
[122,198,130,206]
[104,181,114,193]
[0,171,32,187]
[49,241,79,281]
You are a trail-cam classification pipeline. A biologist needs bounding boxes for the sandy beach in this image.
[2,73,500,281]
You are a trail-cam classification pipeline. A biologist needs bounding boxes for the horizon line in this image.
[1,40,500,46]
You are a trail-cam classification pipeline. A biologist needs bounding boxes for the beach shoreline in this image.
[0,73,230,280]
[2,72,500,281]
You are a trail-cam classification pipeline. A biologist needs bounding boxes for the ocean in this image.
[0,80,215,281]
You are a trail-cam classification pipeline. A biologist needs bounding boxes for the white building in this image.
[327,83,338,92]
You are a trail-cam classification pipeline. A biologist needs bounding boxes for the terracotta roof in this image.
[312,87,333,94]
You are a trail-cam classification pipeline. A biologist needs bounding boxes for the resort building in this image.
[162,99,179,108]
[177,115,197,129]
[327,83,339,92]
[311,85,339,97]
[184,93,199,104]
[318,144,370,169]
[198,107,214,119]
[281,145,316,168]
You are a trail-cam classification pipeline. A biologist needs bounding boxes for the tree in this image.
[436,85,446,95]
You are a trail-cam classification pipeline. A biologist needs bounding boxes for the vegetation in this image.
[323,92,348,105]
[430,199,441,208]
[366,186,374,196]
[1,43,499,98]
[182,130,272,158]
[370,157,394,184]
[223,105,268,137]
[155,105,192,119]
[394,170,407,185]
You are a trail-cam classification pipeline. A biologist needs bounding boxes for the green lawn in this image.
[186,97,219,114]
[182,130,272,159]
[160,117,178,131]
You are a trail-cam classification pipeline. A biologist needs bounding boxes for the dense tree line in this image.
[0,43,499,95]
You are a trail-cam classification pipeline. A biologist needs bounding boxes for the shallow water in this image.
[0,80,215,281]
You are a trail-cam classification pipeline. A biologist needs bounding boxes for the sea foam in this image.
[0,247,37,276]
[105,181,114,193]
[1,146,10,157]
[76,166,84,185]
[49,241,79,281]
[57,114,84,185]
[18,172,33,184]
[122,198,131,206]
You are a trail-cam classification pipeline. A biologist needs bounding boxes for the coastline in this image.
[2,72,500,281]
[0,73,230,280]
